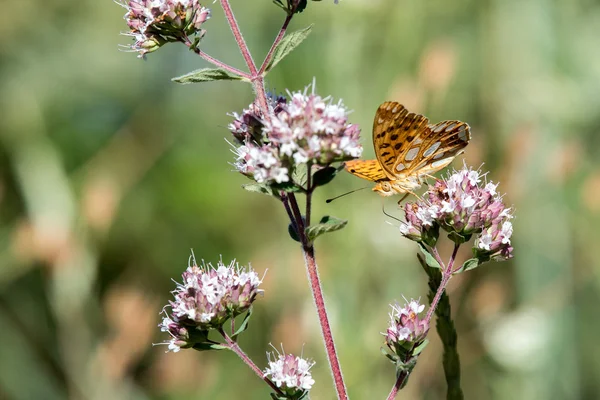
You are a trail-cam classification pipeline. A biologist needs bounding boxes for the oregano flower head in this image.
[119,0,211,57]
[400,165,514,262]
[159,258,263,352]
[263,347,316,399]
[230,82,362,186]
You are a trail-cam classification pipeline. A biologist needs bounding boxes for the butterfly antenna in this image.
[325,187,368,203]
[381,199,402,222]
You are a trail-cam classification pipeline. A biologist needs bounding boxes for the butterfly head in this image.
[373,181,396,196]
[373,177,423,197]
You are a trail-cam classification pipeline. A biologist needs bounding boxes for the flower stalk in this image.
[285,193,348,400]
[218,328,285,396]
[218,0,270,114]
[418,255,463,400]
[182,36,250,78]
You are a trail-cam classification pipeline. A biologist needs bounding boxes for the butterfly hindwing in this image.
[344,159,387,182]
[372,102,430,179]
[402,120,471,176]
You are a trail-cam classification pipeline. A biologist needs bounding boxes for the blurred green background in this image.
[1,0,600,399]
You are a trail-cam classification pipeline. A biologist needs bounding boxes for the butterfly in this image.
[345,101,471,199]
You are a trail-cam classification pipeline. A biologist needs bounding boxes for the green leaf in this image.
[381,347,399,363]
[417,243,442,269]
[264,25,313,73]
[312,166,337,187]
[453,257,480,274]
[192,342,228,351]
[231,308,253,341]
[172,68,246,84]
[305,215,347,242]
[447,231,471,244]
[412,339,429,356]
[272,181,302,193]
[288,222,301,242]
[242,183,277,197]
[292,164,308,188]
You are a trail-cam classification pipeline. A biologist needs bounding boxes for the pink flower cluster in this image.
[263,348,315,396]
[384,299,429,348]
[230,85,362,185]
[400,166,513,261]
[159,259,263,352]
[119,0,210,57]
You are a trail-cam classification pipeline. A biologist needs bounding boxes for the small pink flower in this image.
[384,299,429,348]
[263,347,316,396]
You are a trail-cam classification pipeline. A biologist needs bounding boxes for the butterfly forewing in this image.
[372,102,430,179]
[344,159,387,182]
[400,119,471,177]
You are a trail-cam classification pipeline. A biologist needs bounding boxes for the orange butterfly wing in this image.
[344,159,387,182]
[345,101,471,192]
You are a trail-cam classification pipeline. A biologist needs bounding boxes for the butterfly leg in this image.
[397,193,410,205]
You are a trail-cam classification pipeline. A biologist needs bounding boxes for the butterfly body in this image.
[345,101,471,197]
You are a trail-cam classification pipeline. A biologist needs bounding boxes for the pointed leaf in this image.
[312,166,337,187]
[272,181,303,193]
[231,307,253,341]
[288,222,301,242]
[173,68,246,84]
[193,342,228,351]
[412,339,429,356]
[242,183,277,197]
[292,164,308,187]
[417,243,442,269]
[305,215,347,242]
[264,25,313,73]
[454,257,483,274]
[447,231,471,244]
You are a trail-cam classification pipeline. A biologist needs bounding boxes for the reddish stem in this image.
[219,329,284,396]
[183,37,251,79]
[425,243,460,323]
[287,194,348,400]
[386,371,409,400]
[219,0,258,75]
[219,0,270,114]
[259,14,293,75]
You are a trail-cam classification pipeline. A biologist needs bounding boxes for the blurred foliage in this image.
[1,0,600,399]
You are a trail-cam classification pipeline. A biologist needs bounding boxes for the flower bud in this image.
[384,299,429,359]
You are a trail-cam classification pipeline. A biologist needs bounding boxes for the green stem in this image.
[418,254,464,400]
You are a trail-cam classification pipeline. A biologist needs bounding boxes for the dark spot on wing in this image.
[394,143,402,150]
